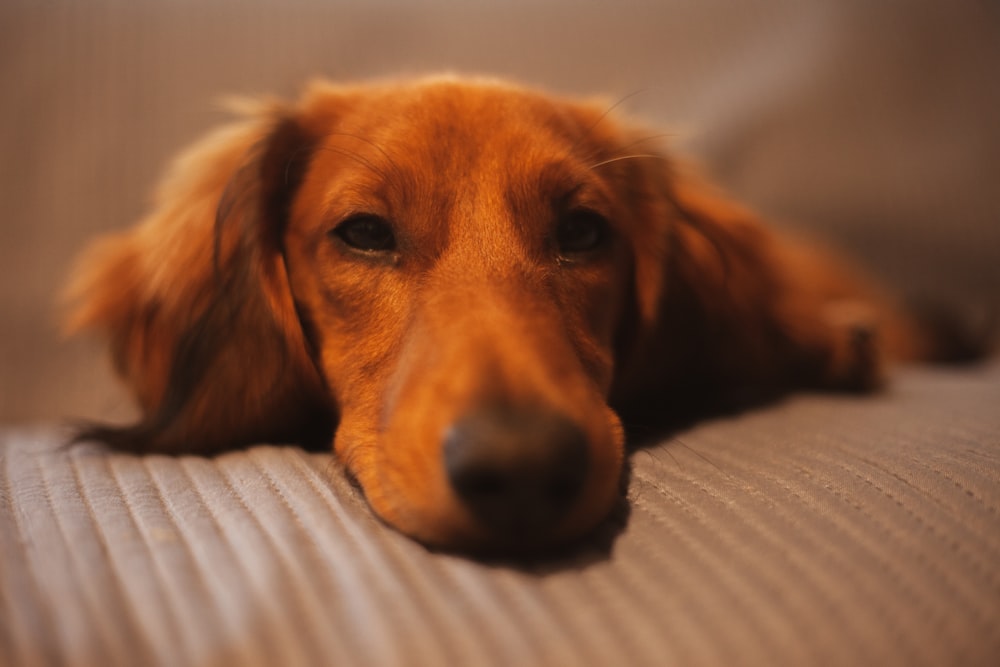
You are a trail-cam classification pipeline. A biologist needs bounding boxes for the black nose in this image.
[443,407,589,539]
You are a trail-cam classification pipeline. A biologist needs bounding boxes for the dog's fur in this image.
[65,76,933,550]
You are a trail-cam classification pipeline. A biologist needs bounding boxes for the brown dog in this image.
[65,76,931,551]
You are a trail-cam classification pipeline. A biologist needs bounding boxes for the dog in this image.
[65,75,938,551]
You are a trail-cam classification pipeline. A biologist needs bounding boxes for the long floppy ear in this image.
[64,109,333,453]
[610,150,924,424]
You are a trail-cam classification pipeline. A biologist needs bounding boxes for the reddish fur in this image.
[65,76,929,549]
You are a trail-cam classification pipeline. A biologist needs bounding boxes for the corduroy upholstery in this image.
[3,363,999,666]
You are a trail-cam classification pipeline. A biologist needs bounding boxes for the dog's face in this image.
[71,77,798,552]
[282,81,659,548]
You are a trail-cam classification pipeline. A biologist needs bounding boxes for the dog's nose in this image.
[443,407,589,540]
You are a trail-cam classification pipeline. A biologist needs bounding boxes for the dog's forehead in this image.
[345,83,593,170]
[408,91,582,204]
[373,80,578,128]
[302,82,621,247]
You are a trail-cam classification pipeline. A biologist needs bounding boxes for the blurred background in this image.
[2,0,998,425]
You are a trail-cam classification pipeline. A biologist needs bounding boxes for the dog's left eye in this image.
[556,210,609,256]
[332,215,397,253]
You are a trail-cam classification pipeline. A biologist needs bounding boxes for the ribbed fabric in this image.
[3,363,998,666]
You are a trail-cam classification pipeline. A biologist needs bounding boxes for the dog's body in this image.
[66,76,932,550]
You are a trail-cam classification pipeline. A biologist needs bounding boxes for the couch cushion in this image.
[3,361,999,666]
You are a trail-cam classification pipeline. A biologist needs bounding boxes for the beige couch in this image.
[2,1,998,665]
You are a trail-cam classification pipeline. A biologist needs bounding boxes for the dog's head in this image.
[67,77,735,550]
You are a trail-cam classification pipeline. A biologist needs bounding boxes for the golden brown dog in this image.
[65,75,934,551]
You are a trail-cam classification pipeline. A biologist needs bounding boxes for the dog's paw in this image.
[821,300,887,392]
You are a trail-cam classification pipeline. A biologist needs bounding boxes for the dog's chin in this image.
[391,508,620,557]
[359,468,625,556]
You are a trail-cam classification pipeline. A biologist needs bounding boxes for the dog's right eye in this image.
[332,215,397,253]
[556,209,610,257]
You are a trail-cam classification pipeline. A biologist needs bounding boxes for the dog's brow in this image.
[327,132,403,179]
[316,132,407,186]
[316,145,390,181]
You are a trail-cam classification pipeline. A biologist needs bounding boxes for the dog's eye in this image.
[333,215,396,252]
[556,210,609,256]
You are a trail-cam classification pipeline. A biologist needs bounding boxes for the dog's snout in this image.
[443,407,589,540]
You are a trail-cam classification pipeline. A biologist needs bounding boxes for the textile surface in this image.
[4,362,999,666]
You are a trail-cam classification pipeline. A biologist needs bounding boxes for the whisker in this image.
[326,131,405,182]
[282,145,316,188]
[588,153,668,171]
[576,88,649,148]
[616,133,674,154]
[657,446,683,471]
[315,145,390,181]
[674,437,728,477]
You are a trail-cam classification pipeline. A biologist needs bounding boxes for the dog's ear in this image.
[610,142,933,424]
[64,109,333,453]
[610,149,834,421]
